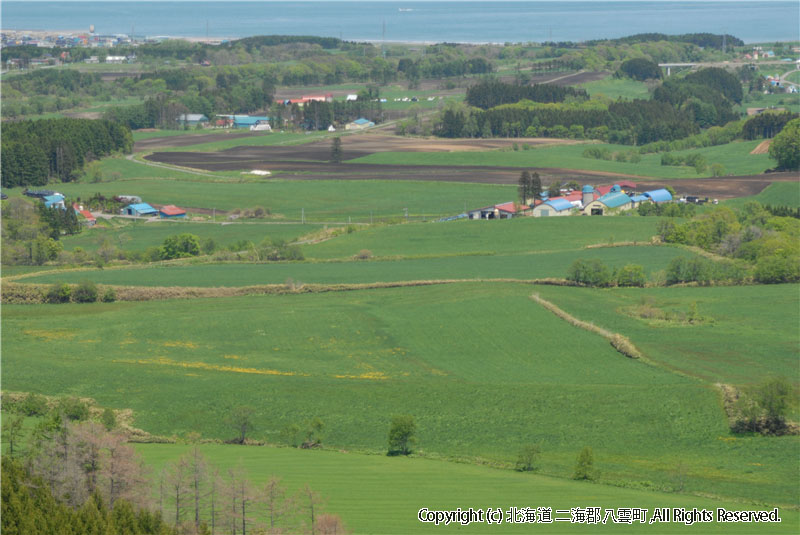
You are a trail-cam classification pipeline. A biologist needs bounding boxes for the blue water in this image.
[2,2,798,44]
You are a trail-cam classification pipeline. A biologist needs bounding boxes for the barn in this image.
[582,189,633,216]
[159,205,187,219]
[346,118,375,130]
[124,203,158,217]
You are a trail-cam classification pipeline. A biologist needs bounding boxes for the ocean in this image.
[2,1,798,44]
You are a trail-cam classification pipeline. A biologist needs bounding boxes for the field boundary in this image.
[529,292,662,366]
[2,278,579,304]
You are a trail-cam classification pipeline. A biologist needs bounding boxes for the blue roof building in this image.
[43,194,66,210]
[124,203,158,217]
[533,198,574,217]
[643,189,672,203]
[231,115,270,128]
[583,190,633,216]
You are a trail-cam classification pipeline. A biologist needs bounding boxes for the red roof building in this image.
[159,205,187,218]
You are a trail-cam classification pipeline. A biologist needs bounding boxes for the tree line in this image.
[1,118,132,188]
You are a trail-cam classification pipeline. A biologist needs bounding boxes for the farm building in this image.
[123,203,158,217]
[468,202,519,220]
[346,94,358,101]
[178,114,209,127]
[234,116,270,129]
[532,198,574,217]
[43,194,66,210]
[583,188,633,216]
[159,205,187,219]
[73,204,96,226]
[346,118,375,130]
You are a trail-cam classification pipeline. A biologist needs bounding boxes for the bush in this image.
[572,446,596,480]
[753,255,800,284]
[58,397,89,421]
[515,444,541,472]
[101,407,117,430]
[567,259,612,287]
[72,280,98,303]
[388,415,417,456]
[44,282,71,303]
[160,233,201,260]
[101,287,117,302]
[19,393,49,416]
[616,264,646,287]
[355,249,373,260]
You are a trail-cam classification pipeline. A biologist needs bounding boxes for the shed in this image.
[43,194,66,210]
[643,189,672,203]
[124,203,157,217]
[346,94,358,101]
[533,198,574,217]
[232,116,270,128]
[345,118,375,130]
[159,205,187,218]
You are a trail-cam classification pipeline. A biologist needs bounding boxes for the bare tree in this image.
[165,455,191,527]
[187,445,208,531]
[299,485,326,535]
[103,432,149,509]
[261,476,293,533]
[315,514,349,535]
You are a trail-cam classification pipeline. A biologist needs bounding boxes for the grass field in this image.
[135,444,800,534]
[532,284,800,387]
[304,216,663,259]
[16,245,692,287]
[579,76,651,100]
[132,129,216,141]
[59,220,323,254]
[740,92,800,114]
[3,283,798,505]
[54,175,516,222]
[349,140,772,179]
[153,131,331,153]
[723,181,800,209]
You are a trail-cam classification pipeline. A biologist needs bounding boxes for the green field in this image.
[723,181,800,209]
[349,140,772,179]
[305,217,663,259]
[3,283,798,505]
[53,176,516,223]
[740,92,800,114]
[59,220,323,254]
[16,245,692,287]
[580,76,651,100]
[153,130,330,152]
[135,444,800,534]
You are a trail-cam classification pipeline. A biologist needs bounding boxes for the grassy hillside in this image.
[723,181,800,209]
[3,283,797,505]
[137,444,800,534]
[350,141,772,179]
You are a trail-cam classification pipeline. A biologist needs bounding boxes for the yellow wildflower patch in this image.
[114,357,301,377]
[223,355,242,360]
[24,329,76,341]
[163,341,199,349]
[333,371,389,380]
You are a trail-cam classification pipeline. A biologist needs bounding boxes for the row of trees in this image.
[1,118,132,188]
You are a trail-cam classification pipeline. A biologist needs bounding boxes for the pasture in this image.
[350,140,772,179]
[579,76,651,100]
[55,177,516,223]
[723,181,800,209]
[2,283,798,505]
[59,220,323,254]
[16,245,693,287]
[136,443,800,534]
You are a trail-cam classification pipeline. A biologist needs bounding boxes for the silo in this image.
[582,185,594,206]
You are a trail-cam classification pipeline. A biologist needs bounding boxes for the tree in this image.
[330,137,342,164]
[518,170,532,204]
[754,377,793,433]
[2,414,26,457]
[547,181,561,198]
[72,280,98,303]
[515,444,541,472]
[572,446,595,480]
[101,408,117,431]
[616,264,646,287]
[261,477,292,533]
[227,406,255,444]
[160,233,200,260]
[530,172,542,200]
[387,415,416,456]
[769,117,800,171]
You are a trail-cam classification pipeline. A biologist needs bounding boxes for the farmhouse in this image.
[123,203,158,217]
[159,205,187,219]
[72,203,96,226]
[43,194,66,210]
[346,118,375,130]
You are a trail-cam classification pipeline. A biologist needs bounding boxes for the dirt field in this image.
[133,131,259,152]
[143,132,797,199]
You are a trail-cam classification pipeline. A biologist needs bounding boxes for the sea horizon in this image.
[2,1,798,44]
